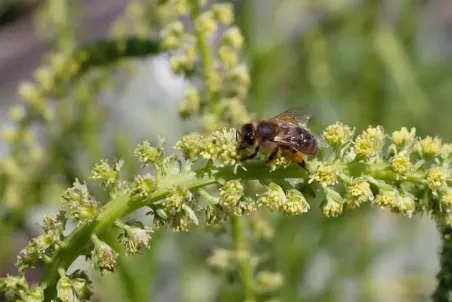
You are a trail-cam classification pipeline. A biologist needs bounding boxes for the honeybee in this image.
[237,107,319,168]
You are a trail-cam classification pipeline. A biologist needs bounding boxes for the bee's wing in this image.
[267,106,312,127]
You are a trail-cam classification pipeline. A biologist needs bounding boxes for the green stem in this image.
[190,0,219,111]
[39,160,429,300]
[432,226,452,302]
[231,215,256,302]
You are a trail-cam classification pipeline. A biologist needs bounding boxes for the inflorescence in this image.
[1,121,451,301]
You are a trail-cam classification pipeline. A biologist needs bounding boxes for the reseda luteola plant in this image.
[1,1,452,302]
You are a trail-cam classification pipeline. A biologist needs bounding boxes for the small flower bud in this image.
[0,275,29,301]
[27,286,44,302]
[322,189,344,217]
[34,66,54,92]
[176,0,190,15]
[201,113,222,133]
[42,211,67,240]
[219,180,243,207]
[195,12,218,36]
[8,105,26,121]
[91,235,118,274]
[170,55,187,74]
[165,186,193,212]
[354,126,385,159]
[179,87,200,119]
[427,167,447,190]
[212,3,234,25]
[322,122,352,146]
[251,213,275,240]
[91,159,122,186]
[18,82,41,104]
[391,195,416,218]
[131,174,157,200]
[392,127,416,147]
[346,179,374,208]
[227,64,251,90]
[280,190,309,216]
[233,198,259,216]
[224,97,251,125]
[205,68,222,92]
[207,247,231,270]
[309,164,338,187]
[390,152,412,175]
[222,26,244,49]
[56,276,78,302]
[117,220,153,255]
[418,136,442,159]
[162,155,182,175]
[219,46,239,69]
[256,271,284,293]
[205,205,227,226]
[166,21,185,36]
[162,34,181,50]
[441,191,452,209]
[257,183,286,211]
[17,234,54,272]
[375,190,397,208]
[61,179,99,224]
[134,141,162,166]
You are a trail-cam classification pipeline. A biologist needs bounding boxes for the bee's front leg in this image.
[240,146,259,161]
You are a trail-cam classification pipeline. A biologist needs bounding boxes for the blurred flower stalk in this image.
[0,0,452,302]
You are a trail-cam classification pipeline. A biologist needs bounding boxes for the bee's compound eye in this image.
[245,132,255,145]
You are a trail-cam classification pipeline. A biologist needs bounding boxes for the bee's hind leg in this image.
[287,147,307,170]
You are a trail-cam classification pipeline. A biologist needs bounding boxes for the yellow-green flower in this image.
[427,167,447,190]
[375,190,397,208]
[212,3,234,25]
[257,183,286,211]
[390,152,412,175]
[219,180,243,207]
[322,189,344,217]
[322,122,352,146]
[346,180,374,208]
[195,12,218,36]
[391,195,416,218]
[207,247,230,269]
[441,191,452,209]
[354,126,384,158]
[391,127,416,146]
[280,190,309,216]
[255,271,284,293]
[222,26,244,49]
[419,136,442,158]
[310,164,338,187]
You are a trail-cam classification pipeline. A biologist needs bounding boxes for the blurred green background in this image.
[1,0,450,301]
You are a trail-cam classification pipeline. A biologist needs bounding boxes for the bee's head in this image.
[238,123,256,149]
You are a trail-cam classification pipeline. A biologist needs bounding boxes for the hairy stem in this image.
[231,215,256,301]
